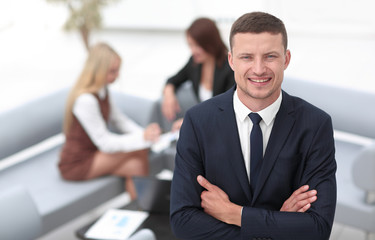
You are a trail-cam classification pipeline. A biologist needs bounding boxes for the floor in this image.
[37,191,372,240]
[37,193,131,240]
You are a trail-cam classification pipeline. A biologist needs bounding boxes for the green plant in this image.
[47,0,119,50]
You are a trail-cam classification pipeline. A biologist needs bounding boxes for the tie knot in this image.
[249,112,262,124]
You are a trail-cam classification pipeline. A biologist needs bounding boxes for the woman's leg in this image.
[85,149,149,199]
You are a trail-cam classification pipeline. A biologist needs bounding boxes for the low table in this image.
[76,200,178,240]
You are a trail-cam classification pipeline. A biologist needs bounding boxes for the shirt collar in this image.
[233,90,282,126]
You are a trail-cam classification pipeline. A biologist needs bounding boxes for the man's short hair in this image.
[229,12,288,51]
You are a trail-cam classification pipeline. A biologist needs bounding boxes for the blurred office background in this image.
[1,0,375,113]
[1,0,375,239]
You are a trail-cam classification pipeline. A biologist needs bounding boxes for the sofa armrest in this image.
[0,186,42,240]
[352,142,375,204]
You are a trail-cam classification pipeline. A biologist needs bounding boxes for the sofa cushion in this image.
[0,88,68,160]
[111,91,160,128]
[282,78,375,139]
[0,143,124,234]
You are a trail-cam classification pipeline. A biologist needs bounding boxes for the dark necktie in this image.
[249,112,263,194]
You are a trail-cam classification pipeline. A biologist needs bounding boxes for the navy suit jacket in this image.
[170,86,337,240]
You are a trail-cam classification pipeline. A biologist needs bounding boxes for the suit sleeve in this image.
[170,112,241,239]
[241,115,337,240]
[166,57,193,92]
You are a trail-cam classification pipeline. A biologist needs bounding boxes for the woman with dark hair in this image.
[162,18,235,130]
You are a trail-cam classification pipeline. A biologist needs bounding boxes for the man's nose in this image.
[252,58,266,75]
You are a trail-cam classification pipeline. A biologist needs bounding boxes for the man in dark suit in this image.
[170,11,336,240]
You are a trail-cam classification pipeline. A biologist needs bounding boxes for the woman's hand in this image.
[171,118,183,132]
[143,123,161,142]
[162,84,181,121]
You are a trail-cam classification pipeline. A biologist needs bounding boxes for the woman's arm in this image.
[73,93,152,153]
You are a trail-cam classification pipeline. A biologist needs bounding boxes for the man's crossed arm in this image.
[197,175,318,227]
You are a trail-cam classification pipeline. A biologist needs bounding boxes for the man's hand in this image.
[280,185,317,212]
[197,175,242,226]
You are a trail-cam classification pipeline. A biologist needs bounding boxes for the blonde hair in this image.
[63,42,121,133]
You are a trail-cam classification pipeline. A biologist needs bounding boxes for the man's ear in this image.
[284,50,291,70]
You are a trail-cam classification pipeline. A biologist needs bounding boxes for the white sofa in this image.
[0,88,169,237]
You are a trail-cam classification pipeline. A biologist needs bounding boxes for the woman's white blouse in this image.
[72,90,151,153]
[199,83,213,102]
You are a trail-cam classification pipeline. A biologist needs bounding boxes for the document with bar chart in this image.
[85,209,149,240]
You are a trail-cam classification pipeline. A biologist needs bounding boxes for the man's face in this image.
[228,32,290,110]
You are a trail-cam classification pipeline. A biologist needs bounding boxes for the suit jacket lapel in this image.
[215,86,252,202]
[251,91,296,204]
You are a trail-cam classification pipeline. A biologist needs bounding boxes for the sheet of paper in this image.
[156,169,174,180]
[84,209,149,240]
[151,131,179,153]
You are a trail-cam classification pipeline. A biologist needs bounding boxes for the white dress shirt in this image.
[73,88,151,153]
[233,90,282,183]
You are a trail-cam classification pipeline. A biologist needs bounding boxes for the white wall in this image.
[1,0,375,112]
[101,0,375,92]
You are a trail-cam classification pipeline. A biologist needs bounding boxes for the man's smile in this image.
[248,77,272,83]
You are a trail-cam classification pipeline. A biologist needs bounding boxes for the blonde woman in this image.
[58,43,161,200]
